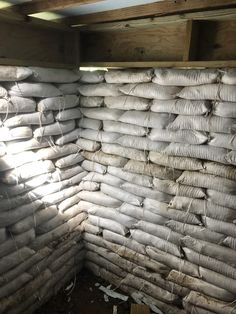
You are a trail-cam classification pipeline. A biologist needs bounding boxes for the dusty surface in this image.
[35,269,130,314]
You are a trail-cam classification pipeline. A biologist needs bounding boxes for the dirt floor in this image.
[35,269,131,314]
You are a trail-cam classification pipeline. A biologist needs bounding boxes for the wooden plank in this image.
[183,20,199,61]
[80,8,236,32]
[62,0,236,25]
[0,58,74,69]
[81,22,185,62]
[198,20,236,61]
[80,60,236,68]
[14,0,104,15]
[0,20,77,66]
[0,7,72,31]
[131,304,150,314]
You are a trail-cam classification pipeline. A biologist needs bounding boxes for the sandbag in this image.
[119,83,181,99]
[80,96,103,108]
[166,220,225,244]
[223,236,236,250]
[6,82,62,98]
[0,85,7,97]
[168,115,236,133]
[0,126,32,141]
[119,110,175,128]
[78,190,122,207]
[9,205,58,234]
[78,117,102,130]
[37,95,79,111]
[0,97,36,113]
[102,143,147,161]
[79,70,105,83]
[203,216,236,238]
[181,236,236,267]
[55,128,81,145]
[0,66,32,81]
[135,220,182,245]
[208,132,236,150]
[51,165,84,182]
[104,95,150,110]
[153,69,218,86]
[130,229,182,257]
[1,160,54,184]
[81,160,107,174]
[41,185,81,205]
[225,150,236,165]
[105,69,153,83]
[76,138,101,152]
[83,172,124,187]
[34,120,75,137]
[101,183,143,206]
[213,101,236,117]
[164,143,228,164]
[153,178,206,198]
[149,151,204,170]
[124,160,182,180]
[78,83,123,97]
[6,137,51,154]
[81,151,128,167]
[183,247,236,280]
[144,198,201,225]
[116,135,168,152]
[221,68,236,85]
[56,83,78,95]
[118,203,168,226]
[30,67,79,83]
[151,99,211,115]
[36,143,78,160]
[0,151,38,172]
[4,111,54,127]
[80,107,123,121]
[167,270,234,302]
[108,166,153,187]
[184,291,236,314]
[122,182,171,202]
[177,171,236,194]
[55,108,81,121]
[103,120,147,136]
[149,129,208,145]
[169,196,236,222]
[88,215,128,235]
[177,84,236,102]
[55,152,84,168]
[79,129,120,143]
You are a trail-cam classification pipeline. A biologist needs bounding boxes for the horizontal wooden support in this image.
[14,0,104,15]
[80,8,236,32]
[0,58,75,69]
[63,0,236,25]
[0,7,72,31]
[80,60,236,68]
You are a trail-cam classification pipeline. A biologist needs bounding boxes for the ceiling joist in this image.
[13,0,104,15]
[61,0,236,25]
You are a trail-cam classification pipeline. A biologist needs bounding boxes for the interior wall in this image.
[78,68,236,314]
[0,66,86,314]
[1,66,236,314]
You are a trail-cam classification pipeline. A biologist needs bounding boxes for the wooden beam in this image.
[14,0,104,15]
[62,0,236,25]
[0,58,75,69]
[131,304,150,314]
[79,60,236,68]
[0,7,72,32]
[80,8,236,33]
[183,20,199,61]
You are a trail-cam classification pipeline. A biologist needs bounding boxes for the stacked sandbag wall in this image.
[0,66,87,314]
[78,68,236,314]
